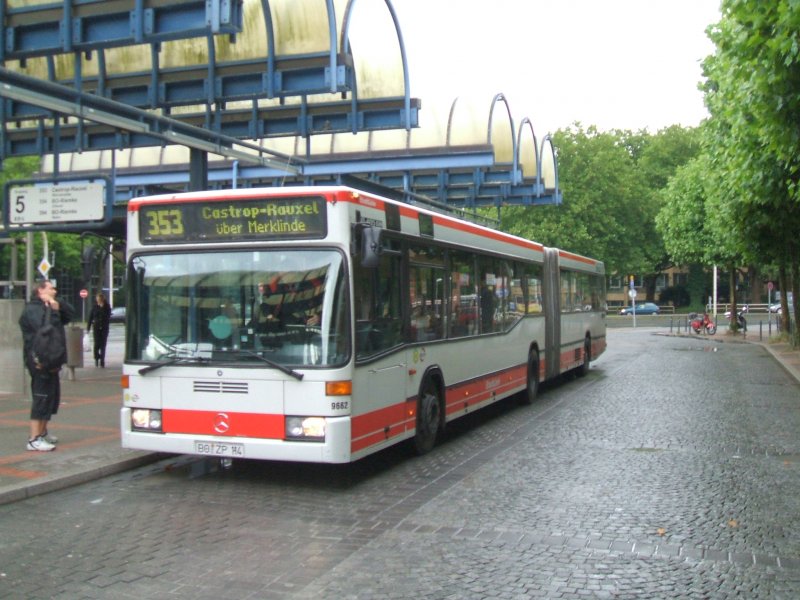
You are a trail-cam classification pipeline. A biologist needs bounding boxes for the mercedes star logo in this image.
[213,412,230,434]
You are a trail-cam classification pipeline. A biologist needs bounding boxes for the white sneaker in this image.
[26,436,55,452]
[42,430,58,444]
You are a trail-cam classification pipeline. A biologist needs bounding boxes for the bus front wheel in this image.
[414,378,442,454]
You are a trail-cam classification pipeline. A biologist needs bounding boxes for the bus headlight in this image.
[132,409,163,432]
[285,416,326,441]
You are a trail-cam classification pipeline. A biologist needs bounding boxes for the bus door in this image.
[353,239,406,430]
[543,248,561,379]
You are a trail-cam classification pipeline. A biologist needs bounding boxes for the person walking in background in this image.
[87,292,111,367]
[18,280,73,451]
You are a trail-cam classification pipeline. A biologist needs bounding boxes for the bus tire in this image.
[414,376,442,455]
[520,348,539,405]
[577,336,591,377]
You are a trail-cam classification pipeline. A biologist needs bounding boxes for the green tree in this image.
[631,126,702,300]
[502,125,651,277]
[1,158,85,297]
[702,0,800,343]
[502,125,700,304]
[657,151,742,316]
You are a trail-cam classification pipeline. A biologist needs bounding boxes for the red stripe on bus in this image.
[433,215,544,253]
[163,409,284,438]
[350,403,408,438]
[350,425,407,454]
[350,402,410,454]
[351,365,530,455]
[444,364,527,414]
[558,249,598,266]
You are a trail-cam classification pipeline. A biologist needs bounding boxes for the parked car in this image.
[769,302,794,315]
[619,302,660,315]
[109,306,126,323]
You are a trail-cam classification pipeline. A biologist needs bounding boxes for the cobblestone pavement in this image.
[0,329,798,599]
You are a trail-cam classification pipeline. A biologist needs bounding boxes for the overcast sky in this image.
[392,0,721,135]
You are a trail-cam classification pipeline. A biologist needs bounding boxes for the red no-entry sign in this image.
[79,289,89,299]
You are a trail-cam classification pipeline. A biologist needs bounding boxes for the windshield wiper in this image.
[138,354,210,375]
[219,348,304,380]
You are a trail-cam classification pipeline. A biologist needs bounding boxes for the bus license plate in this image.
[194,441,245,458]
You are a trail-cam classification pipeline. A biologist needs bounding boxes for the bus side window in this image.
[449,250,477,338]
[354,247,402,358]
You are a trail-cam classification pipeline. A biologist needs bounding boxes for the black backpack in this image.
[31,306,67,371]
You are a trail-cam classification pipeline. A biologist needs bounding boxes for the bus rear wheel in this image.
[414,378,442,454]
[577,336,591,377]
[520,348,539,405]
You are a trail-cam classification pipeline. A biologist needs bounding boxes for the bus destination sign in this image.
[139,196,326,244]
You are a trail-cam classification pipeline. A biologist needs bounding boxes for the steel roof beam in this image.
[0,66,299,173]
[1,96,420,156]
[60,139,559,208]
[2,54,355,119]
[1,0,243,61]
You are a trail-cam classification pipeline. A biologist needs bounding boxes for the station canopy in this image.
[1,0,561,234]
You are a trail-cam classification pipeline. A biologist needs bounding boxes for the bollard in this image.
[65,324,84,380]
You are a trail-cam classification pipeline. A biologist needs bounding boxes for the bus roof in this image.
[127,185,604,272]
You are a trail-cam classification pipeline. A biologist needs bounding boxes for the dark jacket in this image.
[87,302,111,334]
[18,297,74,371]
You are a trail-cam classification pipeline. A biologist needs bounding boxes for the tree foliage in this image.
[0,158,85,288]
[502,125,700,283]
[701,0,800,342]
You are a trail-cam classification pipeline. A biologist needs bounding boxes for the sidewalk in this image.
[659,324,800,383]
[0,326,162,506]
[0,327,798,507]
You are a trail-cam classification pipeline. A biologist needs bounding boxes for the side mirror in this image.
[360,226,382,268]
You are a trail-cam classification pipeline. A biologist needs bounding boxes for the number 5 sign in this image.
[3,175,112,232]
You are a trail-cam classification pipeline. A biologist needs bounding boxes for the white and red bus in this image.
[121,186,606,462]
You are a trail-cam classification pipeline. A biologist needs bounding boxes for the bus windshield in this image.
[126,248,350,369]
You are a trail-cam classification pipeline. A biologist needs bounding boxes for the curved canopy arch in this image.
[516,117,540,182]
[341,0,411,117]
[539,135,559,193]
[487,94,517,170]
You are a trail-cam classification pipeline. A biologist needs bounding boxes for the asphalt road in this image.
[0,328,798,599]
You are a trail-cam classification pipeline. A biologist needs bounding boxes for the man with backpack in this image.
[18,280,74,451]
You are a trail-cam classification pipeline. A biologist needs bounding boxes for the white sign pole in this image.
[713,265,718,317]
[37,232,50,279]
[108,238,114,308]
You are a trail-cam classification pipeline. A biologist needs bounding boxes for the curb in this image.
[0,452,164,507]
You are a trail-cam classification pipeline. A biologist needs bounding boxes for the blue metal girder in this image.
[1,96,420,157]
[1,0,243,61]
[105,166,559,209]
[2,55,355,119]
[83,135,558,208]
[442,191,560,208]
[105,146,497,194]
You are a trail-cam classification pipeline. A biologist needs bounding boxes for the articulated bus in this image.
[121,186,606,463]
